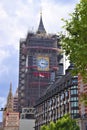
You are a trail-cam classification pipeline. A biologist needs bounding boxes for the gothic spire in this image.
[37,11,46,34]
[6,82,13,112]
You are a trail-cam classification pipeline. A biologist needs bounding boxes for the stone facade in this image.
[35,65,79,130]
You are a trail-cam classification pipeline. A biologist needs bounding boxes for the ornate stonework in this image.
[3,83,19,130]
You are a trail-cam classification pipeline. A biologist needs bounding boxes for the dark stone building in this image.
[18,14,63,112]
[34,65,79,130]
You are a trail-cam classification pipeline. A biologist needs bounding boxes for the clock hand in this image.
[41,63,45,64]
[41,63,48,65]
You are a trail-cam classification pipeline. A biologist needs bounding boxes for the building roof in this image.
[6,82,13,112]
[37,12,46,34]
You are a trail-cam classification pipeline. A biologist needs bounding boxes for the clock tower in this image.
[18,13,63,112]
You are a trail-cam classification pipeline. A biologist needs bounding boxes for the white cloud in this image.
[0,50,10,77]
[0,50,10,61]
[0,65,9,77]
[40,0,79,33]
[27,0,33,3]
[0,0,38,51]
[0,0,79,52]
[0,4,8,19]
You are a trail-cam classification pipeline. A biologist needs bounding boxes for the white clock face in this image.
[37,57,49,71]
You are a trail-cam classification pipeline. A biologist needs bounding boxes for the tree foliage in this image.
[40,114,80,130]
[61,0,87,82]
[41,121,55,130]
[55,114,79,130]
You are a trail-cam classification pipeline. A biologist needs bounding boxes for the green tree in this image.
[55,114,80,130]
[61,0,87,82]
[40,114,80,130]
[41,125,49,130]
[41,121,55,130]
[49,122,55,130]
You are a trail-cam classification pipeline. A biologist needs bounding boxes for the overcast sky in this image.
[0,0,79,121]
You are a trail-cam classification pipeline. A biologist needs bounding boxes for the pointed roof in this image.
[10,82,12,93]
[6,82,13,112]
[37,11,46,34]
[14,88,18,97]
[8,82,13,98]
